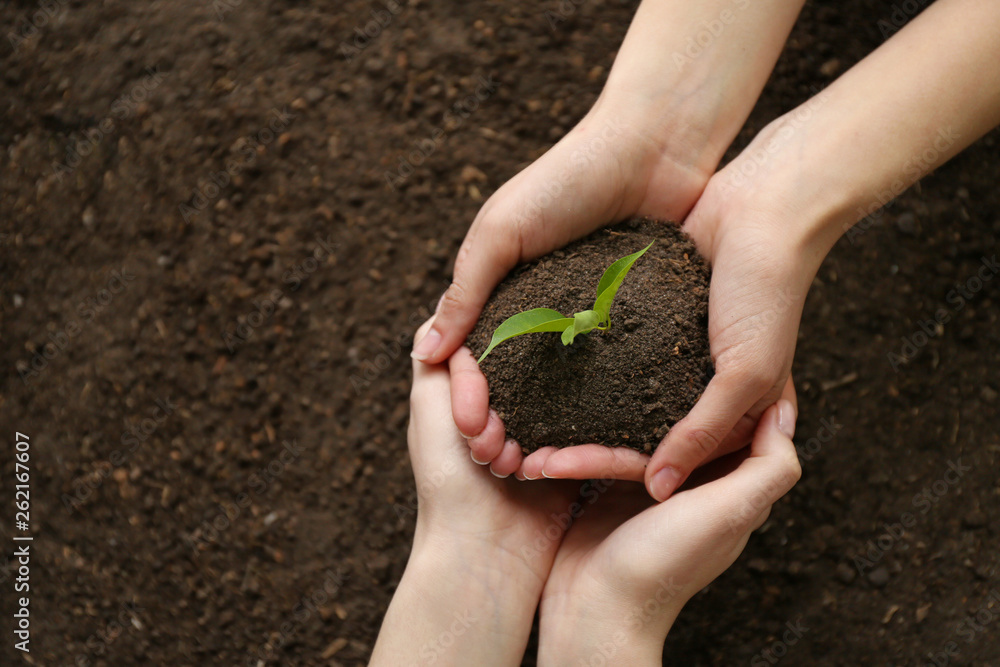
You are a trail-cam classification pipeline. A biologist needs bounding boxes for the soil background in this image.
[1,0,998,665]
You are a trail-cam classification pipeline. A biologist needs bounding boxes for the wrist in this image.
[537,581,686,667]
[538,603,671,667]
[411,523,549,616]
[592,0,806,179]
[588,71,730,183]
[372,537,542,666]
[413,516,556,592]
[709,108,857,277]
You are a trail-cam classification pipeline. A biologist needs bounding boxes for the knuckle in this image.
[752,506,773,532]
[685,427,724,460]
[727,366,775,397]
[782,453,803,487]
[438,281,467,313]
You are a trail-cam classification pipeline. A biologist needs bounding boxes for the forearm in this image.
[594,0,806,175]
[370,533,542,666]
[728,0,1000,263]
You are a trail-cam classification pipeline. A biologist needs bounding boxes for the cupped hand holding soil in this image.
[467,217,713,456]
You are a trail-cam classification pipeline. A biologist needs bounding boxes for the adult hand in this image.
[535,399,802,666]
[372,319,580,666]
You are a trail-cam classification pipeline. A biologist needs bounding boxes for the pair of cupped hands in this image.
[413,97,810,499]
[392,98,811,661]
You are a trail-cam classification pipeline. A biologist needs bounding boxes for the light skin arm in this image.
[774,0,1000,256]
[595,0,809,179]
[644,0,1000,499]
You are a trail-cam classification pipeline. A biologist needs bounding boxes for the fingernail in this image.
[470,450,488,466]
[522,471,539,481]
[514,472,527,481]
[650,466,682,502]
[490,468,509,479]
[776,399,796,439]
[411,327,442,361]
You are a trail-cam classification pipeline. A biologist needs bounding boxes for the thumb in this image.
[411,205,523,365]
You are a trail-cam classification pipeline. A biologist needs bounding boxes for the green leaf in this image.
[561,309,601,346]
[593,240,654,323]
[478,308,574,362]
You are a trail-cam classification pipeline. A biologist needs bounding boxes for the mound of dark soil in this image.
[468,217,713,454]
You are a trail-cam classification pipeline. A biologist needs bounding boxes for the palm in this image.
[543,484,656,595]
[439,464,580,547]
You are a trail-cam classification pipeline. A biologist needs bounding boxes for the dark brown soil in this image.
[469,218,712,454]
[2,1,999,665]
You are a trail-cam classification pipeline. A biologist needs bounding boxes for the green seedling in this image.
[477,241,654,363]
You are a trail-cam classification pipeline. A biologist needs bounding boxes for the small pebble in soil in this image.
[836,562,857,584]
[868,566,890,588]
[962,509,987,529]
[895,212,919,235]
